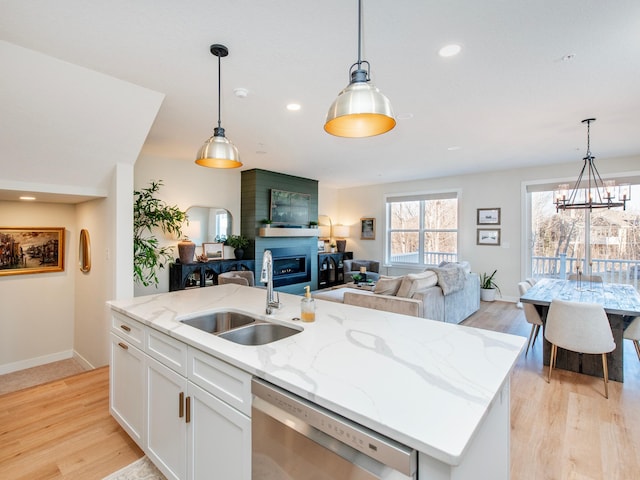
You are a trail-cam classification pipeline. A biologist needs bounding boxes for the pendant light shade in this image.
[196,44,242,169]
[324,0,395,138]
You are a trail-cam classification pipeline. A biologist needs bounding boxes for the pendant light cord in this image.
[357,0,362,68]
[217,53,222,130]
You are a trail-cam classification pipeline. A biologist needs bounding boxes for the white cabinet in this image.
[109,332,145,446]
[109,310,251,480]
[188,382,251,480]
[146,357,188,480]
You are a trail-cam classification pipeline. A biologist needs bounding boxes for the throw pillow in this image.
[438,260,471,274]
[396,271,438,298]
[373,276,403,295]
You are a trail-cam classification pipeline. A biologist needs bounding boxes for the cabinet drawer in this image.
[111,311,144,348]
[188,348,252,416]
[146,328,188,377]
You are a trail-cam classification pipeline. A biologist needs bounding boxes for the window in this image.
[385,192,458,266]
[527,183,640,288]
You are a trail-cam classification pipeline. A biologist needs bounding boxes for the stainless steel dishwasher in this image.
[252,378,417,479]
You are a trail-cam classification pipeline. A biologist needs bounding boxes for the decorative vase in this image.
[178,239,196,264]
[234,248,244,260]
[480,288,496,302]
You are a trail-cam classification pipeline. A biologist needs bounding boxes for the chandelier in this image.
[554,118,630,212]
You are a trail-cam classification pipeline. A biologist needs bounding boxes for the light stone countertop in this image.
[109,284,525,466]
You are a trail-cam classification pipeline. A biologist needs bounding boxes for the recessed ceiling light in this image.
[396,113,414,120]
[439,44,461,58]
[447,146,462,151]
[233,88,249,98]
[286,103,301,111]
[20,196,36,201]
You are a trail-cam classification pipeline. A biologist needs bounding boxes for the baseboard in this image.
[72,350,96,370]
[0,350,74,375]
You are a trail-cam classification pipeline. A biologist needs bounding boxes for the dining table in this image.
[520,278,640,382]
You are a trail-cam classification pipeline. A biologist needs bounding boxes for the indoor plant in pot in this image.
[133,180,186,287]
[226,234,250,260]
[480,270,501,302]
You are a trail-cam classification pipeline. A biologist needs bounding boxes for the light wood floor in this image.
[0,366,143,479]
[0,302,638,479]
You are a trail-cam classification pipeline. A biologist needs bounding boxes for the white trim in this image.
[0,349,74,375]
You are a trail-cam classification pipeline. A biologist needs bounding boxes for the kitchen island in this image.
[109,285,525,479]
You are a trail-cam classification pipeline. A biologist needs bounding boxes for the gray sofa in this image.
[343,259,381,283]
[314,263,480,324]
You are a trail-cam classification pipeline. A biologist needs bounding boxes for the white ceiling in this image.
[1,0,640,201]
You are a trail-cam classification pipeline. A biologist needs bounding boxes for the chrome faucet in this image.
[260,250,281,314]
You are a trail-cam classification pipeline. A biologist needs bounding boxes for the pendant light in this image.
[324,0,396,138]
[553,118,631,211]
[196,44,242,169]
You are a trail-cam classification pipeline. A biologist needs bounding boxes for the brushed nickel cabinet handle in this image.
[186,396,191,423]
[118,342,128,350]
[179,392,184,418]
[120,324,131,332]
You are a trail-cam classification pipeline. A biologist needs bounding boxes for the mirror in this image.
[79,229,91,273]
[184,206,232,246]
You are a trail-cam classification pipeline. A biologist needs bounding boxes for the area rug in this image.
[102,456,166,480]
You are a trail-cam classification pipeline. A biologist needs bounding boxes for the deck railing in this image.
[389,251,458,265]
[532,255,640,289]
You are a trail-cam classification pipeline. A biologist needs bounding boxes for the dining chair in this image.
[624,316,640,361]
[567,274,603,282]
[518,282,543,356]
[544,299,615,398]
[526,277,537,286]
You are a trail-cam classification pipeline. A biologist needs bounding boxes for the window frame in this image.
[384,190,460,267]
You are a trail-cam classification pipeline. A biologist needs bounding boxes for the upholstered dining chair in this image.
[518,282,543,357]
[526,277,537,286]
[218,270,255,286]
[624,316,640,361]
[567,274,603,282]
[544,299,615,398]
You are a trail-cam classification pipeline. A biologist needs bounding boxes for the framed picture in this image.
[360,218,375,240]
[317,240,326,253]
[477,228,501,246]
[270,189,310,225]
[202,242,224,260]
[0,227,65,276]
[477,208,501,225]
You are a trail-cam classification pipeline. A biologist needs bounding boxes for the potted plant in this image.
[308,220,318,228]
[133,180,186,287]
[351,273,362,284]
[260,218,272,228]
[226,234,250,260]
[480,270,501,302]
[329,242,336,253]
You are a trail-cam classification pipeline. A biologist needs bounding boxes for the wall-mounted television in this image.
[270,189,310,225]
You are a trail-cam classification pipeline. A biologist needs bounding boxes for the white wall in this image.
[334,155,640,302]
[74,197,111,369]
[0,201,77,373]
[133,155,242,296]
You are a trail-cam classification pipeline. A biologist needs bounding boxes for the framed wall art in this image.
[202,242,224,260]
[360,218,375,240]
[477,228,501,246]
[0,227,65,276]
[477,208,501,225]
[270,189,310,225]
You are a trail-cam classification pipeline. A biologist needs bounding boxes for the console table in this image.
[169,259,255,291]
[318,252,352,289]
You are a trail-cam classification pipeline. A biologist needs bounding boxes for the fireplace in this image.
[269,247,311,287]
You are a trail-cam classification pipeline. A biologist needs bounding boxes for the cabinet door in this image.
[147,358,188,480]
[188,382,251,480]
[109,333,145,447]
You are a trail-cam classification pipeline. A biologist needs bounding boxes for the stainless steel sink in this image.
[180,311,256,333]
[218,323,301,346]
[179,311,301,345]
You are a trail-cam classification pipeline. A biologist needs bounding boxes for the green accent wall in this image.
[241,169,319,294]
